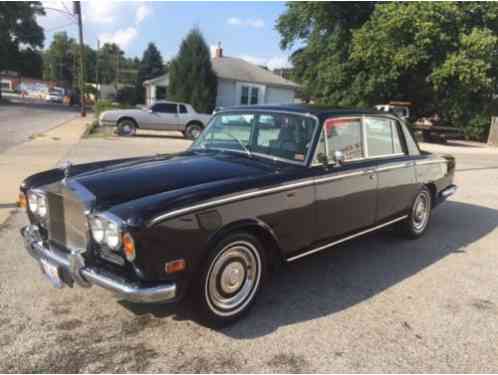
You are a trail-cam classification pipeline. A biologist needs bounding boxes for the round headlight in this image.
[104,221,121,249]
[28,192,38,214]
[90,217,105,243]
[38,194,47,217]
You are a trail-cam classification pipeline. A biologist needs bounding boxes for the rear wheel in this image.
[194,232,267,326]
[399,186,432,238]
[184,122,203,140]
[117,119,137,136]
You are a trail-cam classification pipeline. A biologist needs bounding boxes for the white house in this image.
[143,46,299,108]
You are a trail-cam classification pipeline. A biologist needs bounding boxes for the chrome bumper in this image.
[440,184,457,198]
[21,225,176,303]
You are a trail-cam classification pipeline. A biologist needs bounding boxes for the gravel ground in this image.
[0,140,497,372]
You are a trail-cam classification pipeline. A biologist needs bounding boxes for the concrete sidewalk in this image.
[0,116,91,224]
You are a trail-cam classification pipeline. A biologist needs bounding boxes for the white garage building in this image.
[143,46,299,108]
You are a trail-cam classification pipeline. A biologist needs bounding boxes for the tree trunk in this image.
[488,117,498,147]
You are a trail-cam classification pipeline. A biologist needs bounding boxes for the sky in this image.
[37,1,294,70]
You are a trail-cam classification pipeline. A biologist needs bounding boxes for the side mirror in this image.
[317,153,329,166]
[333,150,345,165]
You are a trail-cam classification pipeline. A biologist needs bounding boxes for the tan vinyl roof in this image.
[212,56,299,89]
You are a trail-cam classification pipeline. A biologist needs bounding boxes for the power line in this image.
[44,21,77,33]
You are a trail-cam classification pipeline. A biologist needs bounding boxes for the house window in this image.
[240,85,260,105]
[250,87,259,104]
[241,86,249,105]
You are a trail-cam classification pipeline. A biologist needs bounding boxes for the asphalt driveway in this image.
[0,98,79,154]
[1,137,497,372]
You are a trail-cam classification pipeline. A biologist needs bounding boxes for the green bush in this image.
[464,114,491,141]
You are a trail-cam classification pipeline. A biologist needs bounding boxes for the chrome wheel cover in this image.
[412,191,430,232]
[205,240,261,317]
[190,127,201,139]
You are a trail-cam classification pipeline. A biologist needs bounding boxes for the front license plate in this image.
[40,259,64,289]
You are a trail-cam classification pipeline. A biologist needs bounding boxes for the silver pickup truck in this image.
[99,101,213,140]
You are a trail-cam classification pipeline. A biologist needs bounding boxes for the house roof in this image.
[143,56,300,89]
[212,56,299,89]
[143,74,169,86]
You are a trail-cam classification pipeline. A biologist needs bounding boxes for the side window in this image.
[365,117,403,157]
[324,117,364,161]
[153,103,177,113]
[179,104,188,114]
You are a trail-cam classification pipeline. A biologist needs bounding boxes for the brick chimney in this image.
[215,42,223,58]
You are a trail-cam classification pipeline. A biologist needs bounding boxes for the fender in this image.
[206,217,282,260]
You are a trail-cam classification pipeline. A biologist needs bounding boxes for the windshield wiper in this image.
[223,131,252,158]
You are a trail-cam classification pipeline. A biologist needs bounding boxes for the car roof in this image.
[217,104,386,121]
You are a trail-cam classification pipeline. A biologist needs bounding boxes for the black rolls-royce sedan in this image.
[20,105,456,325]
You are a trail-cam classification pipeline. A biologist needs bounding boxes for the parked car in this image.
[99,101,212,140]
[46,89,64,104]
[19,105,456,325]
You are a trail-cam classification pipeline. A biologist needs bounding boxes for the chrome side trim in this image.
[149,168,379,225]
[149,178,316,226]
[286,215,409,262]
[415,159,446,166]
[313,170,366,184]
[376,161,414,172]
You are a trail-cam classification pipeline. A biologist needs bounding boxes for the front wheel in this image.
[117,119,137,136]
[399,187,432,238]
[194,232,267,326]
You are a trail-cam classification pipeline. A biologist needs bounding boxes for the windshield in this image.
[191,111,318,164]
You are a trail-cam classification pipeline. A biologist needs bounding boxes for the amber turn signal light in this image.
[17,192,27,209]
[122,232,136,262]
[165,259,186,274]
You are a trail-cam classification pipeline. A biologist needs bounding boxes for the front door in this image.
[149,102,180,130]
[312,117,377,243]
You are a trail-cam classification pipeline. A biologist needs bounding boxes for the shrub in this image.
[464,114,491,142]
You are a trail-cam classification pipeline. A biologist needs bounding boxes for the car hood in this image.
[73,152,274,208]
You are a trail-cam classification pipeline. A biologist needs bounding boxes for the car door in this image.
[149,103,180,130]
[311,117,378,244]
[364,116,418,222]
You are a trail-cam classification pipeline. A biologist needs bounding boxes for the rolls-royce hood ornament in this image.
[60,160,73,182]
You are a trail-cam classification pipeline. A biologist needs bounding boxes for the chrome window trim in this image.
[192,110,320,167]
[286,215,409,262]
[311,115,408,167]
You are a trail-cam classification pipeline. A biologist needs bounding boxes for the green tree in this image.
[42,32,77,83]
[0,1,45,99]
[277,2,498,140]
[168,28,217,113]
[135,42,165,104]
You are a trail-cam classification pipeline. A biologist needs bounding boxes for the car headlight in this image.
[89,214,122,250]
[104,220,121,249]
[27,190,47,217]
[28,191,38,213]
[89,216,105,243]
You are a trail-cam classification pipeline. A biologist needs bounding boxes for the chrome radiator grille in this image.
[47,190,88,251]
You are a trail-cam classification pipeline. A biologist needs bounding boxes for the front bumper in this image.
[21,225,176,303]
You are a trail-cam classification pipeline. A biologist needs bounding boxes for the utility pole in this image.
[74,1,86,117]
[96,39,100,101]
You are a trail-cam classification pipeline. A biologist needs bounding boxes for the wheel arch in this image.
[425,182,437,207]
[186,120,204,129]
[204,218,283,270]
[117,116,139,128]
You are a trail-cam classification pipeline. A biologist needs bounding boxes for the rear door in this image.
[364,116,417,221]
[311,117,378,243]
